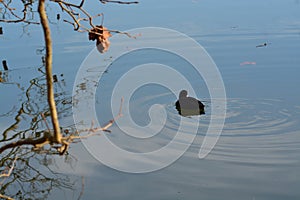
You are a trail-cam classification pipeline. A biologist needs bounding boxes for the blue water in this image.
[1,0,300,199]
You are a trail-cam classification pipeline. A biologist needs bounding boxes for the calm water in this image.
[1,0,300,199]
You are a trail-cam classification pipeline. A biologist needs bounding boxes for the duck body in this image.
[175,90,205,116]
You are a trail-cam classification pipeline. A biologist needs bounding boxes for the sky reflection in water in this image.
[1,0,300,199]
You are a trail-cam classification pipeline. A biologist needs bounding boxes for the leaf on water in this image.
[88,25,112,53]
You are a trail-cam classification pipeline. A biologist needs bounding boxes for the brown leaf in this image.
[88,25,112,53]
[88,25,111,40]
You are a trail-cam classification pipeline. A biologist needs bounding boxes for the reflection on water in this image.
[96,85,300,158]
[73,21,300,197]
[195,99,300,165]
[0,68,80,199]
[2,43,300,200]
[0,148,76,199]
[220,99,298,137]
[72,95,300,200]
[83,94,300,199]
[1,0,300,198]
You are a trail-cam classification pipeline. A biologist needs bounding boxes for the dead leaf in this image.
[89,25,112,53]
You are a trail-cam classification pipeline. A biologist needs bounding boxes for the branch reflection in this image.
[0,66,79,199]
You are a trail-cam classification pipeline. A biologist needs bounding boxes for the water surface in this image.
[1,0,300,199]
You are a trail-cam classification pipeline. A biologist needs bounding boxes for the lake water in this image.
[1,0,300,199]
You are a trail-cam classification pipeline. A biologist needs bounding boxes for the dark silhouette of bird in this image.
[175,90,205,116]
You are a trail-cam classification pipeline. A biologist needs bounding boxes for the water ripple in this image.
[188,98,300,165]
[106,95,300,166]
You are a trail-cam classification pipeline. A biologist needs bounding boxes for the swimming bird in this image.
[175,90,205,116]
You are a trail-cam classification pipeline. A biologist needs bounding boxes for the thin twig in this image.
[68,97,124,137]
[41,113,51,133]
[0,156,18,195]
[0,156,18,178]
[0,1,39,24]
[52,0,97,30]
[95,96,123,132]
[52,0,136,38]
[77,176,85,200]
[108,29,136,38]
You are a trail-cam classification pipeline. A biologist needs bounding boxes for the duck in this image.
[175,90,205,116]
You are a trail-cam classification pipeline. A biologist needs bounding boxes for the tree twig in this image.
[77,176,85,200]
[0,156,18,200]
[0,194,14,200]
[0,97,124,154]
[0,156,18,178]
[0,1,39,24]
[0,132,52,154]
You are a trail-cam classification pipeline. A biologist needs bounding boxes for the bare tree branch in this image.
[0,98,124,155]
[0,132,53,154]
[1,156,18,200]
[0,156,17,178]
[0,0,136,158]
[38,0,62,144]
[51,0,136,40]
[51,0,98,30]
[0,1,39,24]
[0,194,14,200]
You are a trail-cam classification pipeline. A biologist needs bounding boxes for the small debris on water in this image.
[256,42,267,48]
[240,61,256,66]
[53,74,58,82]
[2,60,8,71]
